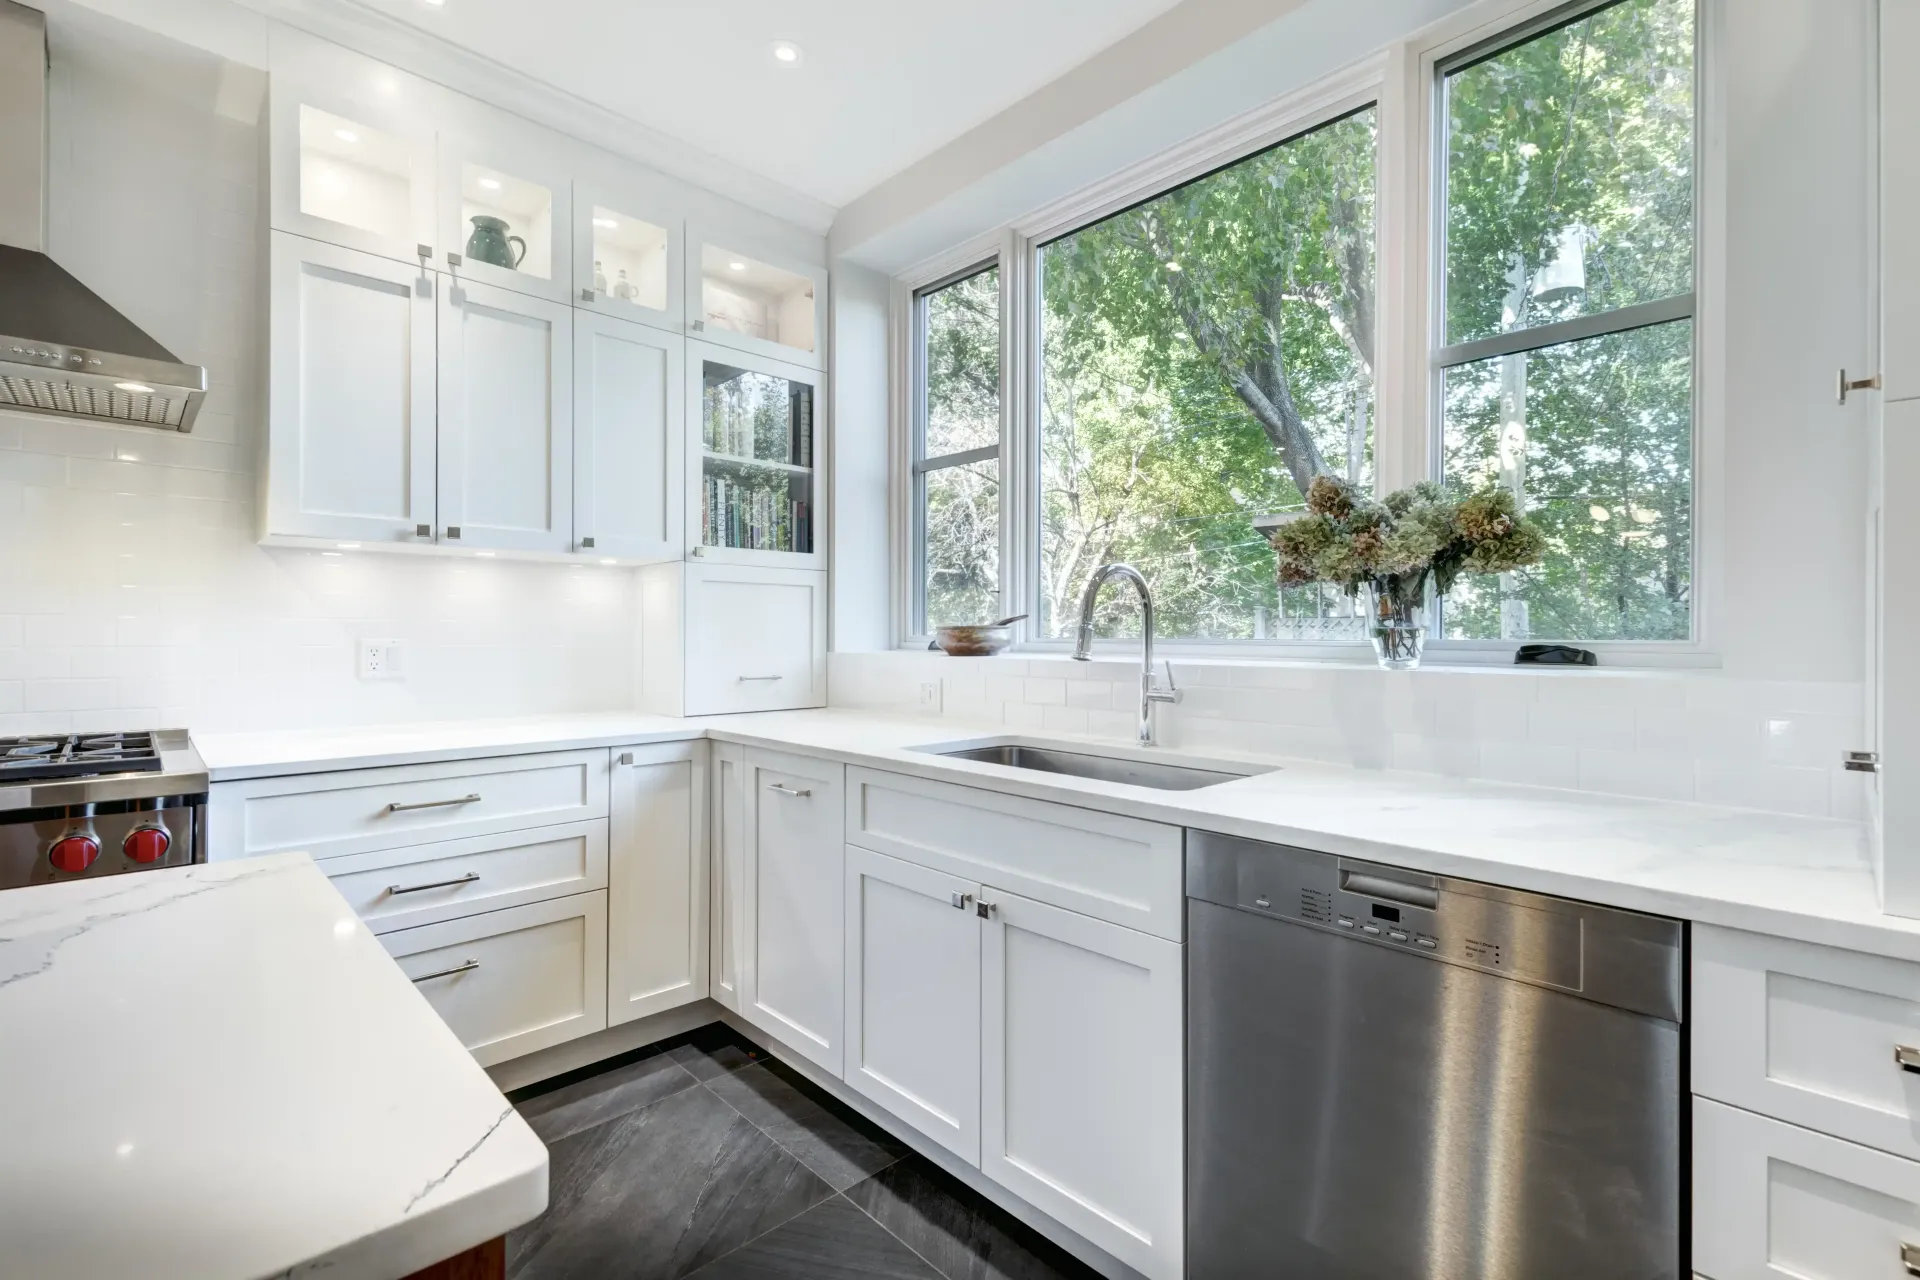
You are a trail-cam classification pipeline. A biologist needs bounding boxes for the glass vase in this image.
[1365,577,1427,671]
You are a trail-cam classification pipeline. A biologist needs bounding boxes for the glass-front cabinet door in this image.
[438,133,574,305]
[575,180,681,331]
[687,341,822,569]
[269,83,437,267]
[687,228,827,370]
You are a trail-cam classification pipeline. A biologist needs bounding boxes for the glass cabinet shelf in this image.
[699,245,816,355]
[700,358,813,555]
[590,206,669,310]
[298,105,415,244]
[459,162,553,280]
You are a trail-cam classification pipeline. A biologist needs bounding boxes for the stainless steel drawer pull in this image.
[766,783,812,798]
[385,793,482,814]
[387,872,480,896]
[411,959,479,983]
[1897,1045,1920,1074]
[737,674,784,683]
[1903,1241,1920,1277]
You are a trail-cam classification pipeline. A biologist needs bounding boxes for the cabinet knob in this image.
[1896,1045,1920,1073]
[416,243,432,259]
[415,523,432,539]
[446,251,463,269]
[1903,1241,1920,1277]
[617,752,635,766]
[950,892,972,911]
[446,526,461,540]
[975,900,997,919]
[582,288,596,302]
[581,536,596,549]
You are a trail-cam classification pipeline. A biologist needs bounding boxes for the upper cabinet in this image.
[576,177,683,333]
[688,226,827,369]
[269,81,437,268]
[440,130,575,306]
[688,341,823,570]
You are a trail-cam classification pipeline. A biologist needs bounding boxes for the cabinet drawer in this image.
[1694,1096,1920,1280]
[684,565,826,715]
[1694,925,1920,1162]
[210,750,608,861]
[845,767,1184,941]
[324,821,607,934]
[382,892,607,1067]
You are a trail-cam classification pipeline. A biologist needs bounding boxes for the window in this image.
[1037,108,1377,642]
[1437,0,1695,641]
[914,264,1001,630]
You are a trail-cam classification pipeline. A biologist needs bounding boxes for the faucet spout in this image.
[1072,563,1177,745]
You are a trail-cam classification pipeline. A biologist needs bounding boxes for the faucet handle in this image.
[1163,659,1178,692]
[1148,659,1180,704]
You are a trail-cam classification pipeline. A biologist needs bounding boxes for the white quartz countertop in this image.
[0,855,548,1280]
[198,709,1911,962]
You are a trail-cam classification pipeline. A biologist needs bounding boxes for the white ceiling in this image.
[342,0,1187,209]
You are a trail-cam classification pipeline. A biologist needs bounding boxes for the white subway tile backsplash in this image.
[1576,748,1696,802]
[1023,677,1068,706]
[1479,741,1579,790]
[1696,761,1831,817]
[1041,705,1090,733]
[1066,680,1113,710]
[1529,700,1638,751]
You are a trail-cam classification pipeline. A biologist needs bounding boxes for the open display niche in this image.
[699,358,815,557]
[298,105,414,244]
[700,245,816,355]
[590,207,670,310]
[459,163,554,280]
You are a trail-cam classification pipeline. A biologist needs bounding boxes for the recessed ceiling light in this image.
[478,176,501,191]
[334,129,358,143]
[599,558,617,565]
[592,217,618,229]
[728,261,747,271]
[475,550,495,557]
[114,382,153,394]
[770,41,801,65]
[422,0,446,7]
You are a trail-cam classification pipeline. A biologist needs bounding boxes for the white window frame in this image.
[892,0,1722,667]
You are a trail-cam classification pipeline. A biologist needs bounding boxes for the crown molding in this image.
[230,0,836,234]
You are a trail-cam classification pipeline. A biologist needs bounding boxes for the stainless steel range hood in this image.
[0,0,206,432]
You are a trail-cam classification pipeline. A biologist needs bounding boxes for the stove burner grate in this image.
[0,733,162,781]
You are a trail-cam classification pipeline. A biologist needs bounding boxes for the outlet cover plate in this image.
[358,638,404,681]
[917,680,942,712]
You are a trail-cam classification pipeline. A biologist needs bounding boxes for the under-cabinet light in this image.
[728,261,747,271]
[593,217,618,228]
[334,129,358,143]
[771,41,801,64]
[478,177,501,190]
[475,550,495,557]
[600,558,617,566]
[336,542,361,550]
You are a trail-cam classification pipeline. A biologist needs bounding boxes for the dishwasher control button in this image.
[1336,917,1354,929]
[1415,936,1438,949]
[1361,923,1382,936]
[1388,930,1409,942]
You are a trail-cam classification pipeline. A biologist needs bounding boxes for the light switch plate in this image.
[917,680,942,712]
[358,638,404,681]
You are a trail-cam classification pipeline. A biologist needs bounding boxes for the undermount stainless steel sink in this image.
[926,742,1269,791]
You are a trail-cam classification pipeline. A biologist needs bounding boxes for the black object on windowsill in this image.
[1514,644,1598,667]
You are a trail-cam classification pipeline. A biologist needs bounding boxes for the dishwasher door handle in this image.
[1340,869,1439,910]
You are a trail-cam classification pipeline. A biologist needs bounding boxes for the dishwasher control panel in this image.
[1187,828,1687,1022]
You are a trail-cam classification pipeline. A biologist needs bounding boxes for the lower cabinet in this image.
[1694,1095,1920,1280]
[382,892,608,1068]
[709,741,747,1014]
[844,846,982,1163]
[606,741,708,1026]
[982,890,1183,1280]
[742,748,845,1074]
[837,846,1185,1280]
[321,820,607,934]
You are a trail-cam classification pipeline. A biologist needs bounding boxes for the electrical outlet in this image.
[358,638,405,681]
[917,680,942,712]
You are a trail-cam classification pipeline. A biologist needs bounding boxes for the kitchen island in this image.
[0,854,547,1280]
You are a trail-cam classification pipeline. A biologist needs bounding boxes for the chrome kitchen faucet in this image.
[1072,563,1179,746]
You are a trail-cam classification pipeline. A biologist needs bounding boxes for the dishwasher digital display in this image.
[1370,903,1401,923]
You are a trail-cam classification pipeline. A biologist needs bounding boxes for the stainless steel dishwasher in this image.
[1187,831,1685,1280]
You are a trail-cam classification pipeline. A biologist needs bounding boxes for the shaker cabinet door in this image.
[607,742,708,1025]
[437,276,573,554]
[743,750,845,1075]
[573,311,683,562]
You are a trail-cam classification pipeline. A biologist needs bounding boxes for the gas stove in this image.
[0,728,207,889]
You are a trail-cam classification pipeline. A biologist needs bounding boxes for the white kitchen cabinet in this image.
[438,128,574,306]
[980,889,1184,1280]
[843,846,982,1164]
[383,891,608,1068]
[1887,0,1920,404]
[572,312,683,561]
[265,232,437,547]
[710,741,747,1014]
[575,179,682,331]
[1694,1095,1920,1280]
[321,820,607,934]
[267,68,438,268]
[688,341,824,570]
[687,224,826,370]
[437,276,574,554]
[743,749,845,1075]
[606,741,708,1026]
[637,563,828,717]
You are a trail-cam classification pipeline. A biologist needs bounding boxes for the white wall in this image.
[829,261,893,651]
[0,16,636,735]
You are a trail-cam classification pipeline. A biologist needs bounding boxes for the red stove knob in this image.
[49,834,101,874]
[123,826,171,864]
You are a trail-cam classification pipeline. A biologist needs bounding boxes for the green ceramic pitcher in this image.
[465,215,526,270]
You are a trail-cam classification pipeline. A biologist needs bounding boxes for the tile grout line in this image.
[678,1190,861,1280]
[695,1061,912,1195]
[839,1173,965,1280]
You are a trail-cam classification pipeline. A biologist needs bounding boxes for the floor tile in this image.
[508,1083,834,1280]
[688,1195,944,1280]
[513,1048,702,1144]
[842,1159,1100,1280]
[705,1061,909,1192]
[665,1022,772,1081]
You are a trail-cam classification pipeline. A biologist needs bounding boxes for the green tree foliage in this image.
[922,266,1001,627]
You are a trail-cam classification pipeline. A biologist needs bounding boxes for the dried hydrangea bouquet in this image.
[1268,476,1546,670]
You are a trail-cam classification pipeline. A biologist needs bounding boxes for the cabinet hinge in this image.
[1845,750,1880,773]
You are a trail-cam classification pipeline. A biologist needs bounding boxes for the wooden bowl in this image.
[931,624,1015,656]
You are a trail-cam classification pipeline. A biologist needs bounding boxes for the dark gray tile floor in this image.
[505,1024,1103,1280]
